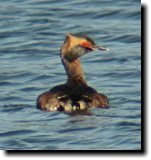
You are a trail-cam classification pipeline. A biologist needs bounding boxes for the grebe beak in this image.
[81,42,109,51]
[92,45,109,51]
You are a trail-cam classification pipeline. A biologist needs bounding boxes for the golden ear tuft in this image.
[66,32,73,38]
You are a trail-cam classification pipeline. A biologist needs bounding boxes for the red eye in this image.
[81,42,92,50]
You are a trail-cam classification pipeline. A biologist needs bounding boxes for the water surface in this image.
[0,0,141,150]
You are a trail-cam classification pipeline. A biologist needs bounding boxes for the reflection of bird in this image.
[37,33,109,112]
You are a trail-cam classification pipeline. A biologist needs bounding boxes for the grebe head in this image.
[61,33,109,62]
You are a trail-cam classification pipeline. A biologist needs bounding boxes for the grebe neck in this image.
[61,57,87,85]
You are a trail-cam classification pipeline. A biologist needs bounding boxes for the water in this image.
[0,0,141,150]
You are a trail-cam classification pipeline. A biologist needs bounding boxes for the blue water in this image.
[0,0,141,150]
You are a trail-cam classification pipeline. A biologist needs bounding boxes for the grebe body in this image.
[37,33,109,112]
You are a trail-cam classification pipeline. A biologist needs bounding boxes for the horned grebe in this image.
[37,33,109,112]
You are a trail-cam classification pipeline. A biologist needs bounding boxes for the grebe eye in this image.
[81,42,93,50]
[82,42,87,45]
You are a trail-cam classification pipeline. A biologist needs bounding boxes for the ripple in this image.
[0,104,33,112]
[90,57,129,64]
[31,74,53,81]
[94,9,123,19]
[112,35,141,43]
[0,129,36,137]
[58,126,96,134]
[0,81,17,86]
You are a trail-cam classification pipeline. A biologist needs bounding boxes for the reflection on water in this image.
[0,0,141,150]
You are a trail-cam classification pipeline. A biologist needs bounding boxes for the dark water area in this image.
[0,0,141,150]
